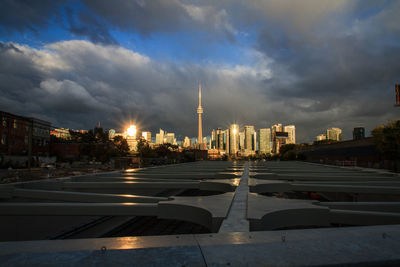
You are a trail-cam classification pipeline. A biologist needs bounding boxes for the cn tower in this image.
[197,84,203,146]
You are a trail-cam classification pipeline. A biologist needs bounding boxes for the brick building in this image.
[0,111,51,159]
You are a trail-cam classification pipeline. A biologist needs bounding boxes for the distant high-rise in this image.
[224,129,230,154]
[203,137,208,147]
[229,124,239,155]
[142,131,151,142]
[327,128,342,141]
[244,125,255,151]
[353,127,365,140]
[239,131,245,150]
[396,84,400,105]
[257,128,271,154]
[211,130,216,142]
[109,129,116,140]
[284,125,296,144]
[271,124,282,154]
[253,132,258,151]
[183,136,191,148]
[197,84,203,146]
[211,129,216,149]
[125,126,138,152]
[155,129,164,144]
[216,128,224,151]
[165,133,176,144]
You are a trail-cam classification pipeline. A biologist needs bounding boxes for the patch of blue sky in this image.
[0,23,71,49]
[0,0,83,48]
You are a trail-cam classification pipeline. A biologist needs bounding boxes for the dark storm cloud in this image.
[81,0,237,41]
[248,0,400,140]
[65,7,118,45]
[0,0,65,33]
[0,41,111,128]
[82,0,188,35]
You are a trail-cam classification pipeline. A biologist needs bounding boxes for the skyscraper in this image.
[271,124,282,154]
[165,133,176,144]
[257,128,271,155]
[239,131,245,150]
[216,128,224,151]
[353,127,365,140]
[224,129,230,154]
[396,84,400,105]
[141,131,151,142]
[125,126,138,152]
[244,125,255,151]
[199,137,207,149]
[109,129,116,140]
[155,129,164,144]
[183,136,191,148]
[211,129,216,142]
[229,124,239,155]
[197,84,203,146]
[253,132,257,151]
[327,128,342,141]
[284,125,296,144]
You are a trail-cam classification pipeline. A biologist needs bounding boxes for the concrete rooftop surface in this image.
[1,160,400,266]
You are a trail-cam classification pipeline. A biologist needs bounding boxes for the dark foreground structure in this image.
[1,161,400,266]
[299,137,400,172]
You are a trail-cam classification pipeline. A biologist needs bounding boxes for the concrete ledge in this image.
[199,179,238,192]
[252,174,400,182]
[159,193,235,232]
[62,181,200,189]
[247,193,329,231]
[1,225,400,266]
[249,178,400,195]
[331,209,400,226]
[3,188,169,203]
[0,203,158,216]
[319,202,400,212]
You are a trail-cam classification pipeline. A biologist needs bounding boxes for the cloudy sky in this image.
[0,0,399,142]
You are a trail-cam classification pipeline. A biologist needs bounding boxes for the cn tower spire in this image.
[197,83,203,146]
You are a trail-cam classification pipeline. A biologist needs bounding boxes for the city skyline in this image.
[0,1,399,142]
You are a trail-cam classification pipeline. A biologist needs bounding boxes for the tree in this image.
[154,144,170,157]
[279,144,298,161]
[137,139,156,158]
[113,136,130,156]
[94,127,109,143]
[372,120,400,161]
[279,144,296,155]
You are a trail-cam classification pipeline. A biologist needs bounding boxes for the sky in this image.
[0,0,399,142]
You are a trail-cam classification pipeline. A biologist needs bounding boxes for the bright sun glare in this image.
[127,125,136,136]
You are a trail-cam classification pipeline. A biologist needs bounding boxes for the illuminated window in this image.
[13,119,17,129]
[2,118,7,127]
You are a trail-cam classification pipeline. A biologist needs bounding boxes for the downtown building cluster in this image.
[108,127,178,152]
[104,123,295,158]
[204,124,296,157]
